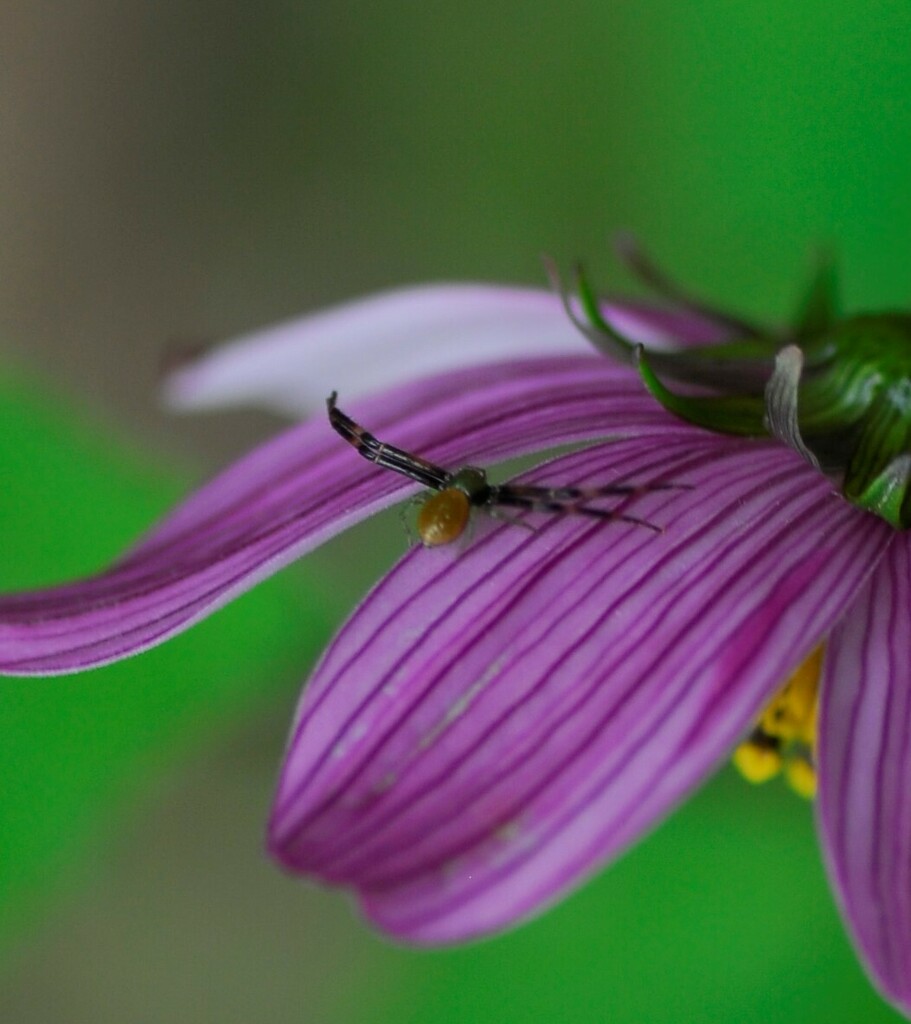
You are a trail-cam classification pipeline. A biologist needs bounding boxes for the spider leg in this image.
[496,480,688,504]
[565,505,663,533]
[489,485,664,533]
[327,392,451,490]
[397,494,425,547]
[485,506,539,533]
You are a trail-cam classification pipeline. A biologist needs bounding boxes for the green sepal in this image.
[842,393,911,526]
[636,347,768,436]
[797,317,911,439]
[845,454,911,528]
[568,250,911,531]
[575,263,778,390]
[792,248,840,340]
[646,338,780,392]
[575,264,637,362]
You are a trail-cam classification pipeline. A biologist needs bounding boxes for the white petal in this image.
[163,284,585,418]
[163,283,726,420]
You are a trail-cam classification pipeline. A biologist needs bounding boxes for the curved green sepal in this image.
[841,390,911,526]
[565,249,911,531]
[575,264,637,362]
[636,347,767,436]
[797,316,911,437]
[792,248,840,340]
[576,262,779,390]
[611,232,762,338]
[647,338,780,393]
[846,454,911,528]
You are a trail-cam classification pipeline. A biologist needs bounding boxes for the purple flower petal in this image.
[0,356,680,675]
[818,534,911,1014]
[269,435,891,943]
[163,284,735,418]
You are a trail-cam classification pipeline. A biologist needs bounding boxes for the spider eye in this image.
[417,488,472,547]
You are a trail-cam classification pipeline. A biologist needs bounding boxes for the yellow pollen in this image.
[785,756,817,800]
[733,646,823,799]
[758,645,821,745]
[732,738,783,784]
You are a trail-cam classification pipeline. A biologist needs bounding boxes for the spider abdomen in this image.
[417,488,473,546]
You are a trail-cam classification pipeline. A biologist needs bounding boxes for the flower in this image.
[1,250,910,1016]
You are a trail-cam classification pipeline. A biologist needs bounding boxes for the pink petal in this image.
[163,284,735,418]
[818,534,911,1014]
[0,356,677,675]
[270,434,891,943]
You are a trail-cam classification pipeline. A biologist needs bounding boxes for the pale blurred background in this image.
[1,2,911,1021]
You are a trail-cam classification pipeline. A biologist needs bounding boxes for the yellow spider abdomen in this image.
[417,488,472,547]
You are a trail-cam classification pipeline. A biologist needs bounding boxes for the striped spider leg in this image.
[327,392,678,547]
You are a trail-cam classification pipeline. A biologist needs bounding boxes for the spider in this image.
[328,392,678,546]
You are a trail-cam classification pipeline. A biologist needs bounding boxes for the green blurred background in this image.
[1,1,910,1020]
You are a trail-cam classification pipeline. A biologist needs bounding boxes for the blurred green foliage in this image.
[369,772,900,1024]
[0,365,325,954]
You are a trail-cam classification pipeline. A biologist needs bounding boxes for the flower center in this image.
[732,646,822,799]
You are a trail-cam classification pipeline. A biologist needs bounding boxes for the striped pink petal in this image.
[163,284,736,418]
[269,433,892,943]
[0,356,679,675]
[818,534,911,1014]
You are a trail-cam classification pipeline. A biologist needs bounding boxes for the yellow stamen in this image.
[785,756,817,800]
[758,646,821,744]
[732,738,783,784]
[732,646,823,797]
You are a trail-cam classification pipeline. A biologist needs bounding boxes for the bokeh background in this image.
[2,2,911,1021]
